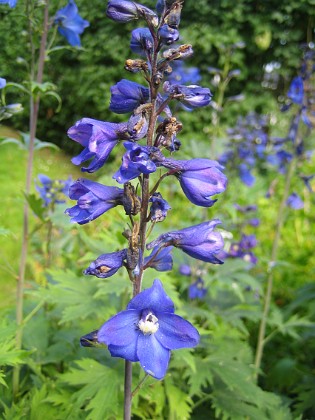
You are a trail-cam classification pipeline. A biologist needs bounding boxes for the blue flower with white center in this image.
[147,220,224,264]
[84,249,127,278]
[65,179,124,224]
[113,142,157,184]
[0,0,17,8]
[68,118,128,173]
[97,279,199,379]
[110,79,150,114]
[54,0,89,47]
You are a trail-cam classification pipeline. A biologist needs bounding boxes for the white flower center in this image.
[138,312,159,335]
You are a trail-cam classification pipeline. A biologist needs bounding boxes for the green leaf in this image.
[164,377,193,420]
[24,193,46,221]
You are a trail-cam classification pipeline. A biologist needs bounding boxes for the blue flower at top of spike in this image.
[54,0,89,47]
[189,278,207,300]
[130,28,154,56]
[160,158,227,207]
[147,220,224,264]
[0,0,17,8]
[0,78,6,89]
[287,76,304,105]
[113,142,158,184]
[107,0,157,25]
[68,118,128,173]
[84,249,127,278]
[144,246,173,272]
[36,174,71,207]
[110,79,150,114]
[158,24,179,45]
[149,192,171,222]
[65,179,124,224]
[286,192,304,210]
[97,279,199,379]
[163,81,212,108]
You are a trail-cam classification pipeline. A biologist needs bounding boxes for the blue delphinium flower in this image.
[97,279,199,379]
[287,76,304,105]
[147,220,224,264]
[0,0,17,8]
[0,78,6,89]
[179,264,191,276]
[149,192,171,222]
[54,0,89,47]
[158,24,179,45]
[107,0,157,24]
[188,278,207,300]
[168,61,201,85]
[65,179,124,224]
[161,158,227,207]
[144,246,173,271]
[110,79,150,114]
[286,192,304,210]
[164,81,212,108]
[36,174,71,207]
[130,28,154,56]
[68,118,128,173]
[113,142,158,183]
[84,249,128,278]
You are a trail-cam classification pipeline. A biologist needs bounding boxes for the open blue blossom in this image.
[158,24,179,45]
[97,279,199,379]
[84,249,127,278]
[107,0,157,24]
[65,179,124,224]
[0,78,6,89]
[68,118,128,173]
[147,220,224,264]
[189,278,207,300]
[130,28,154,56]
[164,81,212,108]
[110,79,150,114]
[113,142,157,184]
[36,174,71,207]
[287,76,304,105]
[161,158,227,207]
[179,264,191,276]
[0,0,17,8]
[149,192,171,222]
[286,192,304,210]
[54,0,89,47]
[168,61,201,85]
[144,246,173,271]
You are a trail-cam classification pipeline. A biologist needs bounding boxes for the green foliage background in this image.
[0,0,315,419]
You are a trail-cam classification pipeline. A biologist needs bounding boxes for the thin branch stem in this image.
[131,374,149,397]
[254,155,296,377]
[13,0,50,398]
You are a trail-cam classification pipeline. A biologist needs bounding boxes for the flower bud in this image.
[158,24,179,45]
[125,59,149,73]
[84,249,127,278]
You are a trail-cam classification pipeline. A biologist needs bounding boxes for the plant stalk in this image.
[13,0,50,398]
[254,155,297,376]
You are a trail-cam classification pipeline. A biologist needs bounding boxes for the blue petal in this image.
[98,309,140,347]
[108,341,139,362]
[127,279,174,313]
[137,334,170,379]
[155,313,200,350]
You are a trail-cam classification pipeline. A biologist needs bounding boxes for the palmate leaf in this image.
[185,356,214,397]
[164,377,193,420]
[41,269,116,323]
[57,358,121,420]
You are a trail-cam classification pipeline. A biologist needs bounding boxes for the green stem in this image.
[13,0,50,399]
[254,155,296,376]
[131,374,149,397]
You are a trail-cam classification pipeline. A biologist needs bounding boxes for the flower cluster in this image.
[66,0,227,381]
[36,174,72,208]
